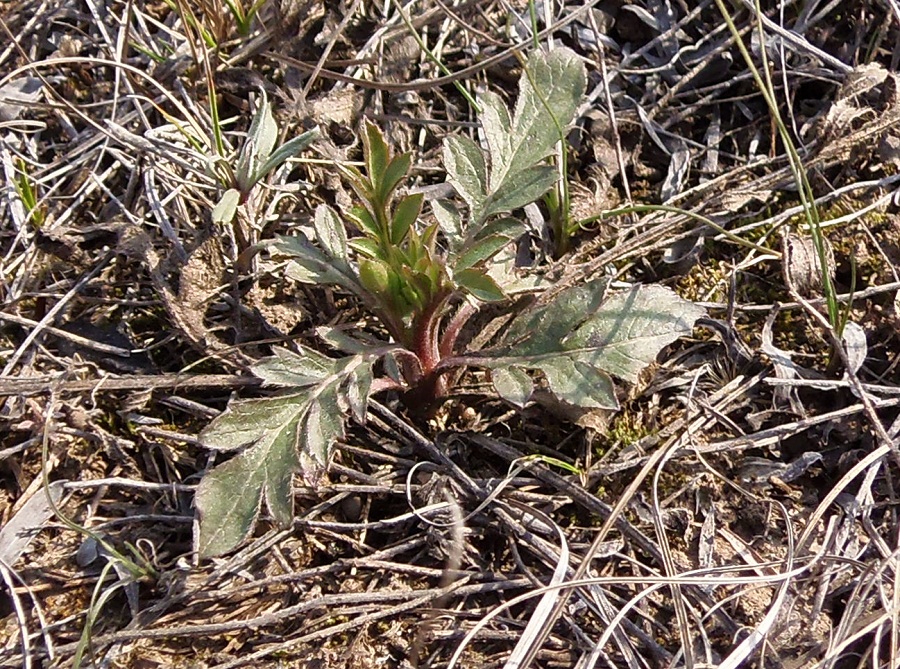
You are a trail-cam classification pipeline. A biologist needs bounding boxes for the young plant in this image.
[12,158,45,228]
[194,48,706,557]
[211,89,320,227]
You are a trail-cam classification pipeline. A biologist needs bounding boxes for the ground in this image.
[1,1,900,668]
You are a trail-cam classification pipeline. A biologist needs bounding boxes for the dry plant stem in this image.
[0,373,262,397]
[1,252,113,375]
[787,282,900,470]
[265,0,602,92]
[506,428,693,668]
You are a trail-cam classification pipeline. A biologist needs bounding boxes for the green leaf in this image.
[453,234,514,272]
[272,234,362,294]
[443,135,488,215]
[345,364,373,423]
[348,237,381,259]
[491,366,533,407]
[539,355,617,409]
[440,48,585,227]
[454,268,505,302]
[472,217,525,243]
[196,414,300,558]
[391,193,424,244]
[347,205,380,238]
[363,121,389,192]
[252,346,335,387]
[563,285,707,384]
[300,384,344,466]
[200,393,309,452]
[492,48,586,189]
[505,278,611,355]
[378,153,411,206]
[478,284,704,410]
[196,352,377,557]
[432,199,464,251]
[316,325,386,355]
[255,127,320,185]
[235,89,278,191]
[314,204,348,261]
[479,90,511,167]
[212,188,240,225]
[358,257,392,296]
[483,164,558,219]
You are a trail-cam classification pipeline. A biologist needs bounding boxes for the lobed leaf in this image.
[478,90,511,167]
[563,284,706,384]
[196,416,300,558]
[453,234,515,272]
[538,356,617,409]
[252,346,335,387]
[482,164,559,219]
[432,199,464,251]
[200,392,309,452]
[483,283,704,409]
[493,48,586,189]
[196,352,377,557]
[443,135,488,216]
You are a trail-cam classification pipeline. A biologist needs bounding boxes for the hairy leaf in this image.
[313,204,348,261]
[539,356,617,409]
[444,135,488,216]
[494,48,586,188]
[453,234,515,272]
[196,415,299,558]
[256,127,320,184]
[432,199,464,251]
[505,278,611,355]
[273,234,362,294]
[200,393,311,452]
[252,346,335,387]
[212,188,240,225]
[484,283,704,409]
[478,90,511,166]
[235,90,277,190]
[196,351,376,557]
[491,366,533,407]
[483,164,558,219]
[441,48,585,227]
[563,285,706,384]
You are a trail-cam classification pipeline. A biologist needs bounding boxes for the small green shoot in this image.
[195,49,706,557]
[211,90,319,226]
[13,159,45,228]
[222,0,267,35]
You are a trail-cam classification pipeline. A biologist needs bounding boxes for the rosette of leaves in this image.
[194,50,706,558]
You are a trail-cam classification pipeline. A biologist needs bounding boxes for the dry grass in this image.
[1,0,900,667]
